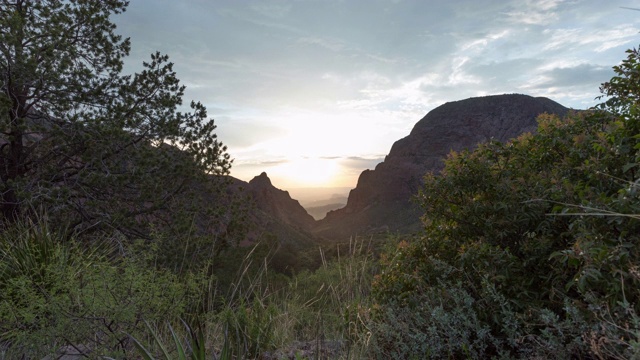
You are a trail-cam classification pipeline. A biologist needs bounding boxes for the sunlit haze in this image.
[115,0,640,190]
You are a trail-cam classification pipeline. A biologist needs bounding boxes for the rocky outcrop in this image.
[314,94,571,240]
[246,172,316,231]
[222,172,318,248]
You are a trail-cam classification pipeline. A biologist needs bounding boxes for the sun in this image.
[271,157,339,187]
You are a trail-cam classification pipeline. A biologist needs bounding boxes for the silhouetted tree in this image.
[0,0,233,237]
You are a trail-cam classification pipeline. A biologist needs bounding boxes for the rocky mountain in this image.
[230,172,318,247]
[247,172,316,230]
[313,94,571,240]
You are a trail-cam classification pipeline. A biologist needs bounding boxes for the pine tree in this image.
[0,0,235,238]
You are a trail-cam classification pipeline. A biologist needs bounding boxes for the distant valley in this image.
[286,187,350,207]
[287,188,349,220]
[302,197,348,220]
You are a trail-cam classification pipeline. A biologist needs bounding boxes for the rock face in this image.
[224,172,318,248]
[314,94,571,240]
[246,172,316,231]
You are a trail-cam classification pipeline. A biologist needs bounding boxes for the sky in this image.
[114,0,640,190]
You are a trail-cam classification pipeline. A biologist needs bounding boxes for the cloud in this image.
[502,0,563,25]
[347,155,382,161]
[543,25,639,53]
[320,156,343,160]
[216,117,287,149]
[459,30,512,54]
[230,160,288,183]
[235,159,289,166]
[115,0,640,188]
[341,156,386,169]
[217,6,303,35]
[466,58,544,85]
[297,36,348,52]
[250,3,292,18]
[535,64,614,88]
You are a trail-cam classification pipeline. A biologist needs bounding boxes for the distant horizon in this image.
[115,1,640,189]
[272,181,352,206]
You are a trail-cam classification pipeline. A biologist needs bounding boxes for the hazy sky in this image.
[115,0,640,189]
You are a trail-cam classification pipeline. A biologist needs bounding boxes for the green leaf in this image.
[623,162,637,172]
[128,332,157,360]
[170,323,187,360]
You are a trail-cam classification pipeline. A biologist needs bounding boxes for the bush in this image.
[0,220,205,358]
[370,45,640,358]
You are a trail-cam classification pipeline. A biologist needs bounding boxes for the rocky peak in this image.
[314,94,571,240]
[246,172,315,231]
[249,172,273,188]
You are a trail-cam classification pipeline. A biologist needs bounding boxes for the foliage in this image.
[129,319,207,360]
[0,219,206,358]
[123,237,374,360]
[0,1,377,359]
[371,45,640,358]
[9,2,640,359]
[599,46,640,117]
[371,245,590,359]
[0,0,236,240]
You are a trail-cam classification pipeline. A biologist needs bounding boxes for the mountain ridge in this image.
[232,94,575,243]
[313,94,572,240]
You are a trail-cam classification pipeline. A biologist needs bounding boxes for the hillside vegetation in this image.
[1,1,640,359]
[370,47,640,359]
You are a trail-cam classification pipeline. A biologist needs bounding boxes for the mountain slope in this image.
[229,172,318,247]
[314,94,571,240]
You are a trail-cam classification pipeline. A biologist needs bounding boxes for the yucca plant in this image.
[128,319,208,360]
[0,215,121,357]
[0,216,116,288]
[128,236,378,360]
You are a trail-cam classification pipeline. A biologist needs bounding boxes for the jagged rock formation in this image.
[314,94,571,240]
[228,172,317,247]
[247,172,316,230]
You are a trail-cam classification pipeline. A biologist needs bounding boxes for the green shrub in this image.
[0,220,206,358]
[370,45,640,359]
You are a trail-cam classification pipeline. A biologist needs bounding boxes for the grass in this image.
[0,218,376,359]
[5,216,637,359]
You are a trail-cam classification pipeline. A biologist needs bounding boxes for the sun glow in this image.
[271,157,339,187]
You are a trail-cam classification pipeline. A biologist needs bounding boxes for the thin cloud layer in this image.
[115,0,640,188]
